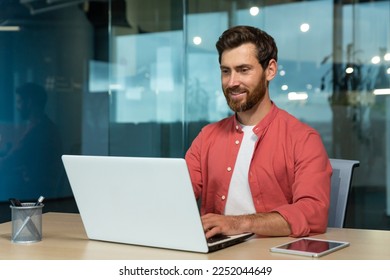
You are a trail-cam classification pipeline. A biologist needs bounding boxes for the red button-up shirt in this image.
[185,103,332,237]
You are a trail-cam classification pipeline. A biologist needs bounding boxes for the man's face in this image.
[220,43,267,113]
[16,94,31,120]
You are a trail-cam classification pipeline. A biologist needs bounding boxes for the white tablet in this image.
[270,237,350,257]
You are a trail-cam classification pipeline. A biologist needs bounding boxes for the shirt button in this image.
[235,125,239,130]
[221,195,226,200]
[235,140,240,145]
[227,167,232,172]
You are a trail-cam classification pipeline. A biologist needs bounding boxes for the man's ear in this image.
[266,59,278,81]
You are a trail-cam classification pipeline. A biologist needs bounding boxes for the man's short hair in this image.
[216,25,278,70]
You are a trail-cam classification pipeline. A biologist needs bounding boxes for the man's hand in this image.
[201,213,249,239]
[201,212,291,239]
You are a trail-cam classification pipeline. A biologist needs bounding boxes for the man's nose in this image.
[227,72,240,87]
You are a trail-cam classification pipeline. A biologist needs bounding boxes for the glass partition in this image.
[185,0,390,229]
[0,0,389,230]
[104,0,385,230]
[182,0,390,229]
[109,30,185,157]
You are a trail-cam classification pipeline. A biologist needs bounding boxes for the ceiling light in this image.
[288,91,308,101]
[373,88,390,95]
[0,26,20,31]
[249,7,260,16]
[300,23,310,33]
[371,56,381,64]
[193,36,202,45]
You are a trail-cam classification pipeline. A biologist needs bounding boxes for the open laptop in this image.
[61,155,253,253]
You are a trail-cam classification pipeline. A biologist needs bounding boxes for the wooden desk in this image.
[0,213,389,260]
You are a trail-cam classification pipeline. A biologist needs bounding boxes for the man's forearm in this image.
[239,212,291,236]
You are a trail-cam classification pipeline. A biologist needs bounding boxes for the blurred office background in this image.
[0,0,389,230]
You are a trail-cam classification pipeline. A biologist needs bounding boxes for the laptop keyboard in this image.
[207,234,230,244]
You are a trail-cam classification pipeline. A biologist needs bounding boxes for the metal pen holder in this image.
[10,203,44,243]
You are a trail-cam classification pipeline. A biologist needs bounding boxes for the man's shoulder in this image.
[201,115,234,132]
[270,106,322,145]
[275,106,316,132]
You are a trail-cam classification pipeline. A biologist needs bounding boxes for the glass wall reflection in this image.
[0,1,100,219]
[0,2,90,199]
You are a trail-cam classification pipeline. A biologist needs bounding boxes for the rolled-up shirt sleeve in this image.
[273,131,332,237]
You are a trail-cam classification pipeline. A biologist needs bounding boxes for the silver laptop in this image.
[61,155,253,253]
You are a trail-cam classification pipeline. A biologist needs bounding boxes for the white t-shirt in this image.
[224,124,257,215]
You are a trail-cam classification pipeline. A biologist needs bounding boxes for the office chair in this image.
[328,158,360,228]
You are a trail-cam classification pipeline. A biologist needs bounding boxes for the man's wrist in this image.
[238,214,257,233]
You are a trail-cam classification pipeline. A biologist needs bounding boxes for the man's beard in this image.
[223,76,267,113]
[19,109,30,120]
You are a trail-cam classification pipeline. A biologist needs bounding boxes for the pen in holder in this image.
[10,198,44,243]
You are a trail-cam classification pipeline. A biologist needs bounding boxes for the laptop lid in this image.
[61,155,252,253]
